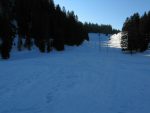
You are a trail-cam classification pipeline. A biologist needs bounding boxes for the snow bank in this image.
[109,32,122,48]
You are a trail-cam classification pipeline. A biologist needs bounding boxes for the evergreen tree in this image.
[46,0,55,52]
[0,0,14,59]
[15,0,32,51]
[83,22,119,34]
[53,5,65,51]
[147,11,150,33]
[30,0,50,52]
[139,13,149,51]
[122,11,150,53]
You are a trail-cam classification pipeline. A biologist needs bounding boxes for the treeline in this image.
[0,0,118,59]
[84,23,120,34]
[0,0,88,59]
[121,11,150,53]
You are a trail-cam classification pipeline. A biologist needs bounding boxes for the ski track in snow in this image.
[0,33,150,113]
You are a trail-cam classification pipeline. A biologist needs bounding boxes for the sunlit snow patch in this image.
[108,32,122,48]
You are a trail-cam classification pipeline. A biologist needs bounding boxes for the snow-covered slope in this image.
[0,33,150,113]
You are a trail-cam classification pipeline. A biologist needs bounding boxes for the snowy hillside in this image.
[0,33,150,113]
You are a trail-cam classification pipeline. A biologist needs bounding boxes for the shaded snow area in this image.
[0,33,150,113]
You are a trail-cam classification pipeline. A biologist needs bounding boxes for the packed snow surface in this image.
[0,33,150,113]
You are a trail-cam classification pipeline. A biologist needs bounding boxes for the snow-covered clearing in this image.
[0,33,150,113]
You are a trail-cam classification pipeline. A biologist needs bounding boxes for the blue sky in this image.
[54,0,150,30]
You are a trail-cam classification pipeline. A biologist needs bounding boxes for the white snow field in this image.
[0,33,150,113]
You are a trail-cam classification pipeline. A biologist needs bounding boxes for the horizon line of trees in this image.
[121,11,150,53]
[84,22,120,35]
[0,0,119,59]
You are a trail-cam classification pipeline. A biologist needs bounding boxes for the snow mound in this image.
[109,32,122,48]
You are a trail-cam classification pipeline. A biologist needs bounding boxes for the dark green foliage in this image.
[122,12,150,53]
